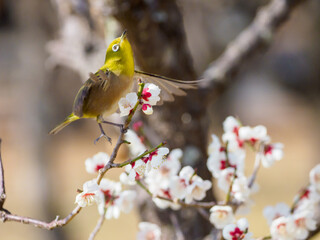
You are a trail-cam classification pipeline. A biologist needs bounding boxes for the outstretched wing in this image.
[73,70,113,117]
[133,70,199,103]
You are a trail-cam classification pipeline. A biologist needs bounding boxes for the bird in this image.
[49,30,200,143]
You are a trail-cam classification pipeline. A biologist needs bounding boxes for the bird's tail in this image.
[49,113,79,135]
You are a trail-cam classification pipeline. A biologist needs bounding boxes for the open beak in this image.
[120,30,127,43]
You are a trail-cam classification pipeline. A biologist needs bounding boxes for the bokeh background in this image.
[0,0,320,239]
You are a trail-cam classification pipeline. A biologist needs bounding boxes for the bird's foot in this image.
[94,133,112,145]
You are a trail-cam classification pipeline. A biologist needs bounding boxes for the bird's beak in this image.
[120,30,127,43]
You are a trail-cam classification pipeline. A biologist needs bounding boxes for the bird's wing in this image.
[73,70,114,117]
[133,70,199,104]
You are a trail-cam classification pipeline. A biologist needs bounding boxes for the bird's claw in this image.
[94,134,112,145]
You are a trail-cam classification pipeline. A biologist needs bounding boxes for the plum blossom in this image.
[222,116,244,152]
[232,176,256,202]
[141,83,161,115]
[145,148,182,193]
[207,137,245,178]
[238,125,268,145]
[152,188,181,210]
[169,166,211,203]
[310,164,320,192]
[223,218,253,240]
[125,160,146,182]
[209,205,234,229]
[292,210,317,239]
[136,222,161,240]
[118,92,138,117]
[185,175,212,203]
[143,147,169,172]
[97,179,136,219]
[169,166,195,199]
[125,129,147,156]
[85,152,109,174]
[217,167,236,193]
[293,186,320,215]
[259,143,284,168]
[263,202,291,226]
[75,180,102,207]
[270,216,295,240]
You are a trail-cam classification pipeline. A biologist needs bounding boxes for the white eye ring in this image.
[112,44,119,52]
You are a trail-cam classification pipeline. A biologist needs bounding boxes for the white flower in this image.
[223,218,253,240]
[232,176,253,202]
[142,104,153,115]
[223,116,241,133]
[238,125,268,144]
[152,188,181,210]
[145,147,169,171]
[85,152,109,174]
[293,210,317,239]
[137,222,161,240]
[222,116,244,152]
[125,129,147,157]
[270,216,295,240]
[169,166,195,199]
[75,180,101,207]
[209,205,234,229]
[118,92,138,117]
[97,179,136,219]
[120,171,137,186]
[145,148,182,194]
[217,168,236,193]
[310,164,320,192]
[185,175,212,203]
[260,143,284,168]
[207,137,245,179]
[263,202,291,226]
[141,83,161,106]
[116,190,137,214]
[126,160,146,182]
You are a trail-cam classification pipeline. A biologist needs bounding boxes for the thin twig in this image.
[96,82,145,185]
[0,139,6,209]
[88,211,106,240]
[248,144,262,189]
[0,205,82,230]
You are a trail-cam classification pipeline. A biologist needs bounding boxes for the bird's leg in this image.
[101,120,124,131]
[94,123,112,145]
[98,116,125,133]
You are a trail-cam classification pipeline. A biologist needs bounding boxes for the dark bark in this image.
[112,1,216,239]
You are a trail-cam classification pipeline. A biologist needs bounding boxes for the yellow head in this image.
[102,30,135,77]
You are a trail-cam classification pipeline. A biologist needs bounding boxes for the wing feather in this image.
[134,70,200,104]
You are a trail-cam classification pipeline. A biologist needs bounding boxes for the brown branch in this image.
[0,139,6,209]
[203,0,307,84]
[0,205,82,230]
[88,211,106,240]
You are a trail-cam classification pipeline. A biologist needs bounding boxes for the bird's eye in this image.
[112,44,119,52]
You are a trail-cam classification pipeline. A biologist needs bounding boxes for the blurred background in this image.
[0,0,319,239]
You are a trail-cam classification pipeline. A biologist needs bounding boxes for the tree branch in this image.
[0,139,6,210]
[203,0,306,84]
[0,205,82,230]
[88,211,106,240]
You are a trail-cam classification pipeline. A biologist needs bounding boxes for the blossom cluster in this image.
[118,83,161,116]
[264,164,320,240]
[121,130,212,209]
[76,152,137,219]
[207,116,283,205]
